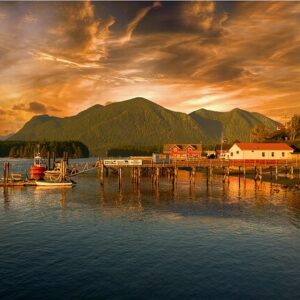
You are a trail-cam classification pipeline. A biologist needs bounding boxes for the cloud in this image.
[120,1,161,43]
[0,1,300,135]
[23,13,38,24]
[13,101,47,114]
[182,1,227,33]
[46,0,114,63]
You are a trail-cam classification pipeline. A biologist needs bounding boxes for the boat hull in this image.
[30,166,46,180]
[35,181,74,187]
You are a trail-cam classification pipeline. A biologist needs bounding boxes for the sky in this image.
[0,1,299,135]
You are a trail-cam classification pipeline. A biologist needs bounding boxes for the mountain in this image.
[0,133,14,141]
[190,108,279,142]
[10,98,280,155]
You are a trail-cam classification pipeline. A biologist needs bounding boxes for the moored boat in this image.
[30,154,46,180]
[35,180,75,187]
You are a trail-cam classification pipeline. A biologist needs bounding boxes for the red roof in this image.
[234,143,293,151]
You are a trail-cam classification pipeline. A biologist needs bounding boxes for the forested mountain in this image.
[10,98,280,155]
[190,108,279,142]
[0,141,89,158]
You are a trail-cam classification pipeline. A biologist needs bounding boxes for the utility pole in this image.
[220,131,223,158]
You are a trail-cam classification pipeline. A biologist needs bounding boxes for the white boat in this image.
[35,180,75,187]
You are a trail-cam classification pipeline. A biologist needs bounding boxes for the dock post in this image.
[190,167,196,185]
[155,167,159,187]
[259,166,262,182]
[47,151,50,170]
[137,167,141,186]
[174,167,178,184]
[52,152,56,170]
[290,166,294,179]
[275,165,278,180]
[118,167,122,189]
[100,163,104,186]
[171,167,176,188]
[131,167,135,183]
[222,166,229,183]
[3,162,9,184]
[60,160,67,182]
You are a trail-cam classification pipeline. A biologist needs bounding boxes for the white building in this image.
[228,143,293,160]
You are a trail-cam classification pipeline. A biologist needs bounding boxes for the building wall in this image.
[229,144,292,160]
[165,144,202,159]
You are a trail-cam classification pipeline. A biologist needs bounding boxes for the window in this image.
[231,152,233,157]
[282,152,285,157]
[271,152,274,157]
[236,151,239,154]
[262,152,265,157]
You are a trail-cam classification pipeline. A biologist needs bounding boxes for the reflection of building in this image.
[163,144,202,159]
[228,143,293,160]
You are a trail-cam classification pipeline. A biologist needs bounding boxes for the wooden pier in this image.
[70,158,300,189]
[1,157,299,189]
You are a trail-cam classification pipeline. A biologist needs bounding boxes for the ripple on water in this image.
[1,170,300,299]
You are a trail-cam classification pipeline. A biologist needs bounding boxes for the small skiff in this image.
[35,180,75,187]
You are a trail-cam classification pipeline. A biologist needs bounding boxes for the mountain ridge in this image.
[10,97,280,155]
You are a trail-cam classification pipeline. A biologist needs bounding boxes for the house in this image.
[163,144,202,159]
[214,144,232,159]
[228,143,293,160]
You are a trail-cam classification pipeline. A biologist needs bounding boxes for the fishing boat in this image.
[30,153,46,180]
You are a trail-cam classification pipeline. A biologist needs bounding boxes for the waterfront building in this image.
[163,144,202,159]
[228,143,294,160]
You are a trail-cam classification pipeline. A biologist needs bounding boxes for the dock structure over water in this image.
[1,156,300,188]
[68,157,300,188]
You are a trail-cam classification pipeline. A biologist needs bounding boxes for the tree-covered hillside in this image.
[190,108,279,142]
[0,141,89,158]
[10,98,280,155]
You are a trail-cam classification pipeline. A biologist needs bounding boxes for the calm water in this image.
[1,162,300,299]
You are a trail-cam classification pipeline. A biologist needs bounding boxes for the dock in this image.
[1,157,299,189]
[69,158,300,188]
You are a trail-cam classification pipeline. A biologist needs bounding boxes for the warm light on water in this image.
[1,165,300,299]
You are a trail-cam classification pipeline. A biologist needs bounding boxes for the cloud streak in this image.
[0,1,299,134]
[120,1,161,43]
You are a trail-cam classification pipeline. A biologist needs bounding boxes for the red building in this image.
[163,144,202,159]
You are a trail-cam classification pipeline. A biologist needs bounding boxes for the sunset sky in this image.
[0,1,299,135]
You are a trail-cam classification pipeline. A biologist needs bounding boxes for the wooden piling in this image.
[47,151,50,170]
[99,163,104,186]
[118,167,122,188]
[52,152,56,170]
[190,167,196,185]
[3,162,9,184]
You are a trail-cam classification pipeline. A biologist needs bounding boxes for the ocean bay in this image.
[1,168,300,299]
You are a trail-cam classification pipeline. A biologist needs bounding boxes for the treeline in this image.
[251,114,300,143]
[107,145,162,157]
[0,141,89,158]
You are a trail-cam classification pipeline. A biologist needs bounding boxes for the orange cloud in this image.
[0,1,299,135]
[120,1,161,43]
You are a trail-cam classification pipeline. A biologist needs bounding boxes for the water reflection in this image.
[1,170,300,227]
